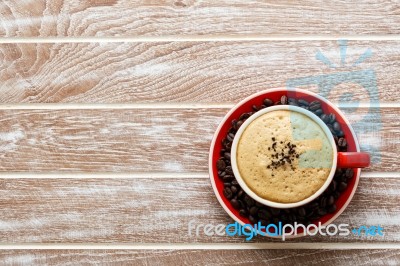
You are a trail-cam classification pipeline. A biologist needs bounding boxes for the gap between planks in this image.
[0,172,397,179]
[2,35,400,43]
[0,103,399,110]
[0,243,399,250]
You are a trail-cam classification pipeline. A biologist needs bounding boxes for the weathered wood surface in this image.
[1,1,400,37]
[0,108,396,172]
[1,249,399,266]
[0,177,398,243]
[0,41,398,104]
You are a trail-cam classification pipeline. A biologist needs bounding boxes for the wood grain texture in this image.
[0,177,399,243]
[0,108,397,172]
[0,41,399,104]
[1,1,400,37]
[1,249,399,266]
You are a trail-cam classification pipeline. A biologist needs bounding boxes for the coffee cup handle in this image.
[338,152,370,168]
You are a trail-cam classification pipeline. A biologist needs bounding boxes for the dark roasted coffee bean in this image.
[271,208,280,216]
[249,206,259,216]
[224,152,231,161]
[337,130,344,137]
[309,101,321,111]
[244,195,255,207]
[225,166,233,174]
[319,197,327,208]
[298,99,309,106]
[320,113,330,123]
[249,215,257,224]
[314,109,323,116]
[219,171,226,177]
[231,180,239,186]
[223,182,231,187]
[222,175,234,182]
[239,209,248,217]
[255,201,264,207]
[252,105,259,111]
[263,98,274,107]
[327,195,335,206]
[237,190,244,198]
[288,98,298,104]
[298,207,306,217]
[227,134,233,142]
[220,149,226,156]
[308,202,319,210]
[328,113,336,124]
[333,191,341,199]
[239,113,250,120]
[338,138,347,148]
[216,158,226,171]
[302,106,310,110]
[238,199,245,209]
[327,124,335,134]
[345,168,354,179]
[231,186,238,194]
[333,122,341,132]
[338,182,348,192]
[280,95,288,105]
[230,199,240,210]
[327,204,337,213]
[223,187,233,199]
[318,208,327,216]
[236,120,244,129]
[258,209,271,220]
[329,180,337,192]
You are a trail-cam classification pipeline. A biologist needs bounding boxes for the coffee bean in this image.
[216,158,226,171]
[327,195,335,206]
[320,114,330,123]
[231,186,238,194]
[231,180,239,186]
[309,101,321,111]
[319,197,327,208]
[298,99,309,106]
[252,105,259,111]
[225,166,233,175]
[338,182,348,192]
[270,208,280,216]
[336,130,344,137]
[239,209,248,217]
[258,209,271,220]
[223,182,231,187]
[314,109,323,116]
[222,175,234,182]
[333,122,341,132]
[327,204,337,213]
[338,138,347,148]
[318,208,327,216]
[239,113,250,120]
[230,199,240,210]
[263,98,274,107]
[224,152,231,161]
[280,95,288,105]
[223,187,233,199]
[249,215,257,224]
[236,120,244,129]
[244,195,255,207]
[329,180,337,192]
[327,124,336,134]
[328,113,336,124]
[249,206,259,216]
[308,202,319,211]
[298,207,306,217]
[237,190,244,198]
[345,168,354,179]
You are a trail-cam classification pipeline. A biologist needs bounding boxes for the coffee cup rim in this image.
[231,105,338,209]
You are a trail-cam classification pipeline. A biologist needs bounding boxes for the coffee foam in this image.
[236,110,333,203]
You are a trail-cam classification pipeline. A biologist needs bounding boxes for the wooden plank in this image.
[0,41,398,104]
[0,1,399,37]
[0,108,396,172]
[0,177,399,243]
[0,249,399,265]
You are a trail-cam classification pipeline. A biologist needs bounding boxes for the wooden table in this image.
[0,1,399,265]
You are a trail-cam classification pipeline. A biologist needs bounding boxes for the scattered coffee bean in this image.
[223,187,233,199]
[320,113,330,123]
[345,168,354,179]
[244,195,255,207]
[327,195,335,206]
[224,152,231,160]
[239,209,248,217]
[252,105,259,111]
[338,138,347,148]
[318,208,327,216]
[327,204,337,213]
[338,182,348,192]
[298,99,309,106]
[230,199,240,210]
[249,215,257,224]
[333,122,341,132]
[263,98,274,107]
[236,120,244,129]
[309,101,321,111]
[336,130,344,137]
[216,159,226,171]
[314,109,323,116]
[258,209,271,220]
[280,95,288,105]
[231,186,238,194]
[328,113,336,124]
